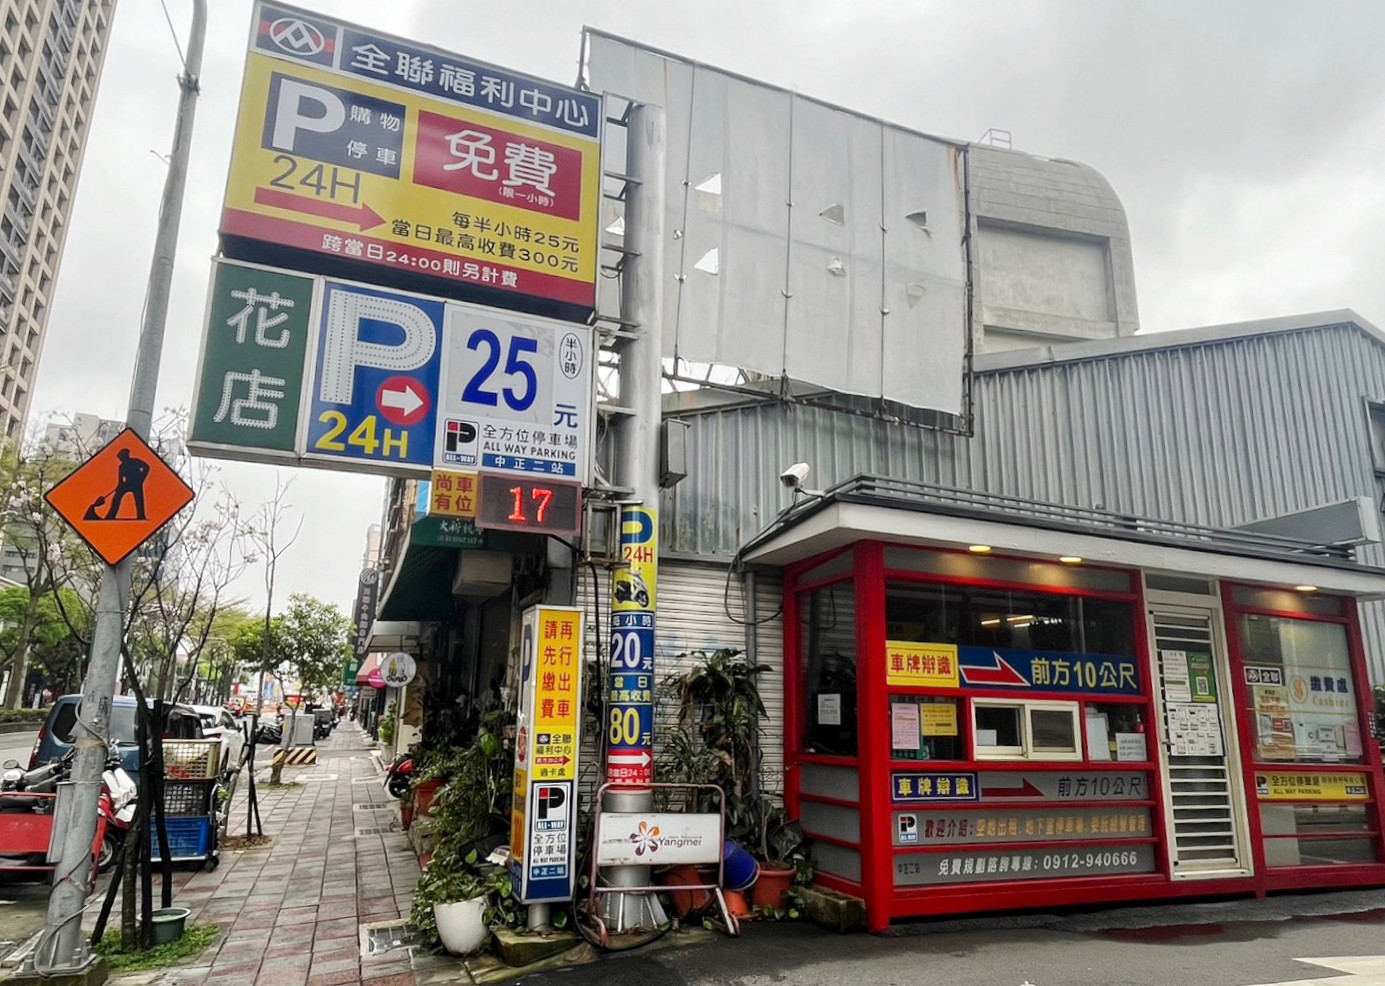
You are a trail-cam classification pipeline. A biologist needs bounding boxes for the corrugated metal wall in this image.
[660,323,1385,679]
[575,562,785,803]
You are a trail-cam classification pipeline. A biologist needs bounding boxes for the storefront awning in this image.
[355,653,381,685]
[743,477,1385,598]
[376,539,457,621]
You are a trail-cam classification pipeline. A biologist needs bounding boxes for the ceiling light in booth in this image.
[968,545,992,554]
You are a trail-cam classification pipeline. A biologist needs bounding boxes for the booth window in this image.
[973,699,1082,761]
[1238,613,1363,765]
[1366,399,1385,475]
[801,581,858,757]
[885,582,1134,657]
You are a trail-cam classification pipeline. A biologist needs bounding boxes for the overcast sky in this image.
[30,0,1385,613]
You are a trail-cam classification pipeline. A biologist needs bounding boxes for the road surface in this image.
[506,889,1385,986]
[0,731,38,769]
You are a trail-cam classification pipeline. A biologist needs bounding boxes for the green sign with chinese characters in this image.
[411,515,485,549]
[190,260,314,454]
[341,656,363,687]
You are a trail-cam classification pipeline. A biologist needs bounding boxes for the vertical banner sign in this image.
[222,2,603,311]
[606,506,657,787]
[189,259,317,456]
[511,605,583,904]
[351,567,380,661]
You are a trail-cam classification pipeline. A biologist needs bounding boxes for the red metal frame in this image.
[784,541,1385,931]
[0,792,104,884]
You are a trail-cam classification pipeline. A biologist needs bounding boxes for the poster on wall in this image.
[1160,650,1192,703]
[1165,703,1223,757]
[1252,683,1296,761]
[891,703,921,751]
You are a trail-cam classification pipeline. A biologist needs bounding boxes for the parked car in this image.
[30,695,206,777]
[191,705,246,774]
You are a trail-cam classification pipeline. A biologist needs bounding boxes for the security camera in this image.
[780,462,811,489]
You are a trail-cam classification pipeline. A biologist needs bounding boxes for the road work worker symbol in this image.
[45,428,195,566]
[82,448,151,521]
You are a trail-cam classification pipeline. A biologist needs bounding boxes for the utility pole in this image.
[37,1,206,973]
[601,103,667,931]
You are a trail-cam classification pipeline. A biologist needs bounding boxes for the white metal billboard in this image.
[584,32,971,416]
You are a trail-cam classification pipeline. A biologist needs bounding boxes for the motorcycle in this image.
[383,753,413,799]
[0,744,135,877]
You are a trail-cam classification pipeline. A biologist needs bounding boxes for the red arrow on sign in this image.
[376,377,431,427]
[960,651,1029,687]
[253,187,385,232]
[983,778,1044,799]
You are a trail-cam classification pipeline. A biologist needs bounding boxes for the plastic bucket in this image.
[722,841,759,891]
[151,907,190,945]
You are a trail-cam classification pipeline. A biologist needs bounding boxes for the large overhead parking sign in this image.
[189,258,594,483]
[221,2,603,313]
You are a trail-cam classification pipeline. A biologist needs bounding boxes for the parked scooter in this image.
[0,744,136,875]
[383,753,413,799]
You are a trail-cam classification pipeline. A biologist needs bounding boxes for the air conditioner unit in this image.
[451,550,513,600]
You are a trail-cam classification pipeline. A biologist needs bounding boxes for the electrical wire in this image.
[159,0,188,70]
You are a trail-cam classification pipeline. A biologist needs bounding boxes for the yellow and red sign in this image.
[1256,771,1370,801]
[222,4,603,310]
[886,641,961,689]
[532,607,582,782]
[428,470,477,518]
[45,428,196,566]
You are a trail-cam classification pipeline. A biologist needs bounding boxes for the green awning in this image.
[377,539,457,621]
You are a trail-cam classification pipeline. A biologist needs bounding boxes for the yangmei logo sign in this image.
[629,821,660,856]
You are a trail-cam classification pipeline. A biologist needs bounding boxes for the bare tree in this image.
[244,475,302,790]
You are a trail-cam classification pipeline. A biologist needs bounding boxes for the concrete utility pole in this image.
[38,1,206,973]
[602,103,667,931]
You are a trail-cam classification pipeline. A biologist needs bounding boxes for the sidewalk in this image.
[109,724,432,986]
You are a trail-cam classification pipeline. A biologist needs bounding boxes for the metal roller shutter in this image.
[574,561,785,804]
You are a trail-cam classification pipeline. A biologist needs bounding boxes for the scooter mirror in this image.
[1,759,18,770]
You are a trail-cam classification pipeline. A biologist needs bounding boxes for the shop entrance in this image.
[1147,596,1251,879]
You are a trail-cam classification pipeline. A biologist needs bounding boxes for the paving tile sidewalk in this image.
[106,723,432,986]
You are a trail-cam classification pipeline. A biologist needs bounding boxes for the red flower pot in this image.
[751,862,795,911]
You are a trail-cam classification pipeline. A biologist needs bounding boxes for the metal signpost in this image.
[36,2,207,974]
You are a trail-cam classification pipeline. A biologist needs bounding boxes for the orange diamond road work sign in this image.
[44,428,195,566]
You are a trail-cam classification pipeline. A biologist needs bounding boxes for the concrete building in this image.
[0,0,117,442]
[970,145,1139,352]
[41,410,121,456]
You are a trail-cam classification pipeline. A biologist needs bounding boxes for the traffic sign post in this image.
[44,429,196,567]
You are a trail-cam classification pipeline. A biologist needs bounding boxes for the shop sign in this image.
[894,842,1157,886]
[606,506,656,787]
[892,772,977,804]
[891,807,1152,846]
[1245,666,1285,687]
[511,605,584,903]
[979,771,1148,802]
[409,514,485,549]
[1255,771,1369,801]
[886,641,959,688]
[594,811,721,867]
[224,3,602,311]
[350,568,380,661]
[957,645,1140,695]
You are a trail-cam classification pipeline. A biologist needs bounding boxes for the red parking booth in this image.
[749,479,1385,931]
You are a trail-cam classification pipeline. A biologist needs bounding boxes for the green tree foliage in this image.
[0,586,91,695]
[230,593,350,700]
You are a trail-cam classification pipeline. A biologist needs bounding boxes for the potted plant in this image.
[415,847,489,955]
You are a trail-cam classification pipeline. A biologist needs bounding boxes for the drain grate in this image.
[360,920,420,957]
[351,777,381,785]
[353,802,391,811]
[353,826,392,837]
